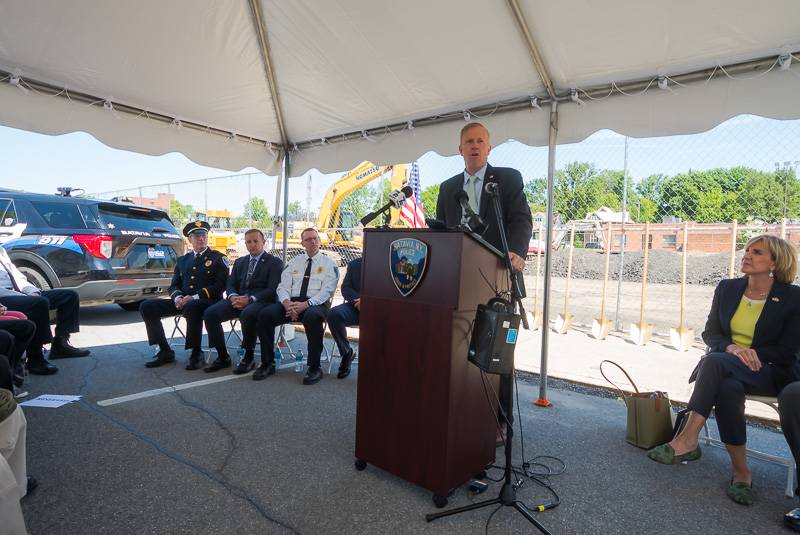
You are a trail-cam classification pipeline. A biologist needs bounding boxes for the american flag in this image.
[400,162,427,228]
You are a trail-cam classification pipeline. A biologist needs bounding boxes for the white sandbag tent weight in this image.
[0,0,798,397]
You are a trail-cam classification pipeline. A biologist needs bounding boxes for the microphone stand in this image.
[426,184,551,535]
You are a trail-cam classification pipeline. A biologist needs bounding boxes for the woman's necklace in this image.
[745,285,769,305]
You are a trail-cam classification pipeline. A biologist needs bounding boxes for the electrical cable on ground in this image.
[478,368,565,533]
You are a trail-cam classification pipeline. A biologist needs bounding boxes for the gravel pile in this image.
[525,249,746,285]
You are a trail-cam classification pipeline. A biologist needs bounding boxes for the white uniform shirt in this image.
[277,252,339,306]
[0,247,38,297]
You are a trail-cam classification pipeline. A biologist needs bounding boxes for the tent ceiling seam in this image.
[248,0,289,150]
[290,51,798,152]
[506,0,557,100]
[0,68,278,148]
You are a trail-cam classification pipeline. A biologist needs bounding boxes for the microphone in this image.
[360,186,414,226]
[425,218,447,229]
[454,190,487,234]
[484,182,499,196]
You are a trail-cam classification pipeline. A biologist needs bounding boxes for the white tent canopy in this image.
[1,0,799,399]
[1,0,798,176]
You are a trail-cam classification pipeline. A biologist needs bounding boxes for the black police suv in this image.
[0,188,184,310]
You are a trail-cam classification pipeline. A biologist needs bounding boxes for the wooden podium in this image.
[355,228,505,505]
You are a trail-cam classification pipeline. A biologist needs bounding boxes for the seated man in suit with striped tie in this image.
[203,229,283,373]
[254,228,339,385]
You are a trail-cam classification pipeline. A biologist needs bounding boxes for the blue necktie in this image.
[245,256,258,287]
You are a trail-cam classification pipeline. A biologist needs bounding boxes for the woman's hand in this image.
[726,344,762,372]
[0,305,6,316]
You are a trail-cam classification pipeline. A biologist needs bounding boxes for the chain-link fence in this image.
[510,114,800,346]
[89,114,800,347]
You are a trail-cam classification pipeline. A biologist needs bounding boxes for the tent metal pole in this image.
[281,149,290,264]
[535,101,558,407]
[248,0,289,149]
[506,0,556,100]
[272,165,283,251]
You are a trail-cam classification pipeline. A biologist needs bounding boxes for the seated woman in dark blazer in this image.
[648,234,800,507]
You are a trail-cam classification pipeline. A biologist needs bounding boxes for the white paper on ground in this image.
[19,394,82,408]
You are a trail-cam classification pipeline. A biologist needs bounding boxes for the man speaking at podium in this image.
[435,122,531,275]
[436,122,532,442]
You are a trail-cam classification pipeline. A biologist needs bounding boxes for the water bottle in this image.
[295,348,304,372]
[236,347,245,365]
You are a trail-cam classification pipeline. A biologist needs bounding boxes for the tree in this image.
[553,161,622,221]
[523,177,546,213]
[241,196,271,228]
[421,184,440,218]
[287,200,302,218]
[169,199,194,226]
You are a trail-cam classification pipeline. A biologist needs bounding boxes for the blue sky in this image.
[1,115,798,217]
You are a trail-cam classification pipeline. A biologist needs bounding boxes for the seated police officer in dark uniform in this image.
[140,221,228,370]
[326,256,361,379]
[203,228,283,373]
[0,246,88,375]
[254,228,339,384]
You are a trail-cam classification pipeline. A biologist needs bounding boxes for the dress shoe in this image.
[204,357,231,373]
[144,349,176,368]
[785,508,800,532]
[26,476,37,495]
[27,353,58,375]
[233,358,256,375]
[303,366,323,385]
[337,349,356,379]
[49,336,91,358]
[252,362,276,381]
[185,351,204,370]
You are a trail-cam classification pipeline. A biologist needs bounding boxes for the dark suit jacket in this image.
[169,248,228,301]
[227,252,283,303]
[341,257,362,303]
[701,277,800,385]
[436,164,532,294]
[436,164,532,258]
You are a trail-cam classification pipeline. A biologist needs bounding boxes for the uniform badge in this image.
[195,220,202,228]
[205,260,212,267]
[389,238,428,297]
[316,265,324,274]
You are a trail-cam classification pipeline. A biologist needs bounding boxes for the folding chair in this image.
[275,321,335,375]
[701,395,796,497]
[167,315,213,363]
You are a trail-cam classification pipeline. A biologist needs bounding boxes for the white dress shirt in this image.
[0,247,38,297]
[277,252,339,306]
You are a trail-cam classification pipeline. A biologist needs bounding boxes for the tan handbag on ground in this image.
[600,360,675,449]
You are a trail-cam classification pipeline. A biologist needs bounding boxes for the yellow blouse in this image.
[730,296,766,349]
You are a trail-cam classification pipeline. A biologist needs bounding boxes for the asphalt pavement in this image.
[16,305,798,534]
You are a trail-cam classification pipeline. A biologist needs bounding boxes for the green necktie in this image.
[467,175,479,212]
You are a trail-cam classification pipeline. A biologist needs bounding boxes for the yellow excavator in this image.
[316,162,409,245]
[193,209,239,260]
[280,162,409,240]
